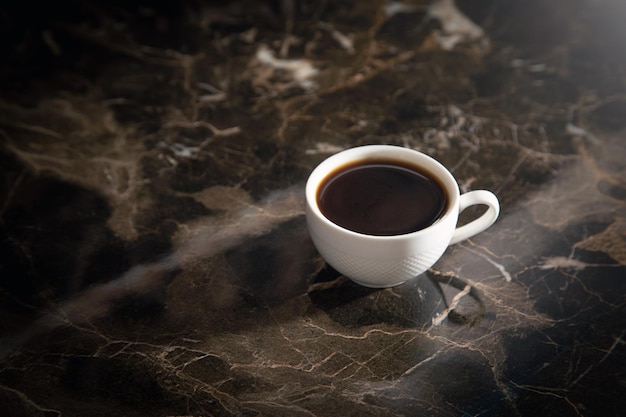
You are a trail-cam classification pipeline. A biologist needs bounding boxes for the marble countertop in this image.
[1,1,625,416]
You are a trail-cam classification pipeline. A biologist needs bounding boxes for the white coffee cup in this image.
[305,145,500,288]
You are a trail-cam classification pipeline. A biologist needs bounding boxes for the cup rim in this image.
[305,144,460,240]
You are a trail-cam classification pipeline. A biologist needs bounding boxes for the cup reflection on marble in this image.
[305,145,500,288]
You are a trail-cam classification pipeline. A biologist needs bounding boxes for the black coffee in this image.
[317,160,447,236]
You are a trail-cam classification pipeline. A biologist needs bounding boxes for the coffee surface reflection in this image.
[317,160,448,236]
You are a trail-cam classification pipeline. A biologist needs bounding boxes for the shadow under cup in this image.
[305,145,499,288]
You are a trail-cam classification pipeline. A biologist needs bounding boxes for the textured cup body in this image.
[306,205,458,287]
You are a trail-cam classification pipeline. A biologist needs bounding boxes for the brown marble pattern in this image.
[1,0,625,416]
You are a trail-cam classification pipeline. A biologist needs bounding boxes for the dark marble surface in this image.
[1,0,625,416]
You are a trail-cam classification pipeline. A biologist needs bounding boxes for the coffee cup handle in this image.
[449,190,500,245]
